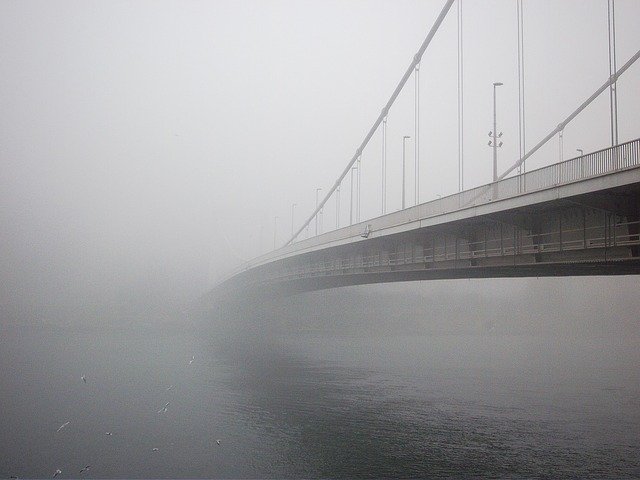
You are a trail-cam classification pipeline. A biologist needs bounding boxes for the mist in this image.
[2,0,640,330]
[1,1,640,477]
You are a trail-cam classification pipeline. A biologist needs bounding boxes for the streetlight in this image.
[273,216,278,250]
[577,148,585,178]
[315,188,322,235]
[490,82,504,181]
[402,135,411,209]
[336,185,340,229]
[382,116,388,215]
[357,155,361,222]
[350,165,357,225]
[291,203,296,238]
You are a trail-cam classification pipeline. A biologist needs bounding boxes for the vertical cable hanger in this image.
[517,0,526,175]
[457,0,464,191]
[607,0,619,146]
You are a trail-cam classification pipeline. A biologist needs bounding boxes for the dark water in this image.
[1,323,639,478]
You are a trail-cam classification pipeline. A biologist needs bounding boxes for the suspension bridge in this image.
[207,0,640,305]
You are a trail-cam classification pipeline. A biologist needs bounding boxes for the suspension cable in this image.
[499,48,640,181]
[285,0,456,246]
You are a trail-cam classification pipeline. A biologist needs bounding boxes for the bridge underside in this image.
[208,178,640,306]
[264,259,640,296]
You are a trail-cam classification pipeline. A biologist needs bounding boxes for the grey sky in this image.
[1,0,639,322]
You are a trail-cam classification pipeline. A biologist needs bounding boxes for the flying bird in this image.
[81,375,86,383]
[216,439,221,445]
[157,402,170,414]
[105,432,113,436]
[79,466,91,474]
[56,422,70,433]
[188,356,195,366]
[152,448,159,452]
[53,469,62,478]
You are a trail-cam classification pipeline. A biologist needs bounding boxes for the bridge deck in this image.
[211,139,640,302]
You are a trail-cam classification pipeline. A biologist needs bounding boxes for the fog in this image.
[1,1,639,326]
[5,3,640,477]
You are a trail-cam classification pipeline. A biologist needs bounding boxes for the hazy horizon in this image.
[2,0,640,330]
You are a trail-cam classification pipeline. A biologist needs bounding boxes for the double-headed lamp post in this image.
[491,82,503,182]
[402,135,411,209]
[315,188,322,236]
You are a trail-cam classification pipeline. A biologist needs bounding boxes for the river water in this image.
[1,319,639,478]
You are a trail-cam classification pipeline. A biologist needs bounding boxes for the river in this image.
[1,314,639,478]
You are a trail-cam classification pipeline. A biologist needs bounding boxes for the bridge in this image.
[206,0,640,306]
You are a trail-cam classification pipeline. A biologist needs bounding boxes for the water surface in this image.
[1,323,638,478]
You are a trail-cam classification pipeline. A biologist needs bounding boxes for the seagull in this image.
[81,375,87,384]
[53,469,62,478]
[152,448,159,452]
[157,402,170,414]
[188,356,195,366]
[56,422,70,433]
[79,466,91,474]
[105,432,113,436]
[216,439,221,445]
[166,385,174,391]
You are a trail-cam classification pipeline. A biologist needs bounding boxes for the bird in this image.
[81,375,86,384]
[56,422,70,433]
[152,448,159,452]
[79,466,91,474]
[166,385,174,391]
[188,356,195,366]
[157,402,170,414]
[53,469,62,478]
[105,432,113,436]
[216,439,221,445]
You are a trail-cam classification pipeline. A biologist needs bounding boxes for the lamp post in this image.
[402,135,411,210]
[291,203,296,238]
[315,188,322,236]
[382,116,387,214]
[491,82,503,181]
[336,185,340,229]
[350,166,356,225]
[273,216,278,250]
[577,148,584,178]
[357,155,361,222]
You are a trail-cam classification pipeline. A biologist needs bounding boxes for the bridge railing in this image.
[456,137,640,209]
[262,219,640,283]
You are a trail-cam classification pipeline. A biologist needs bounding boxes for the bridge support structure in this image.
[207,141,640,307]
